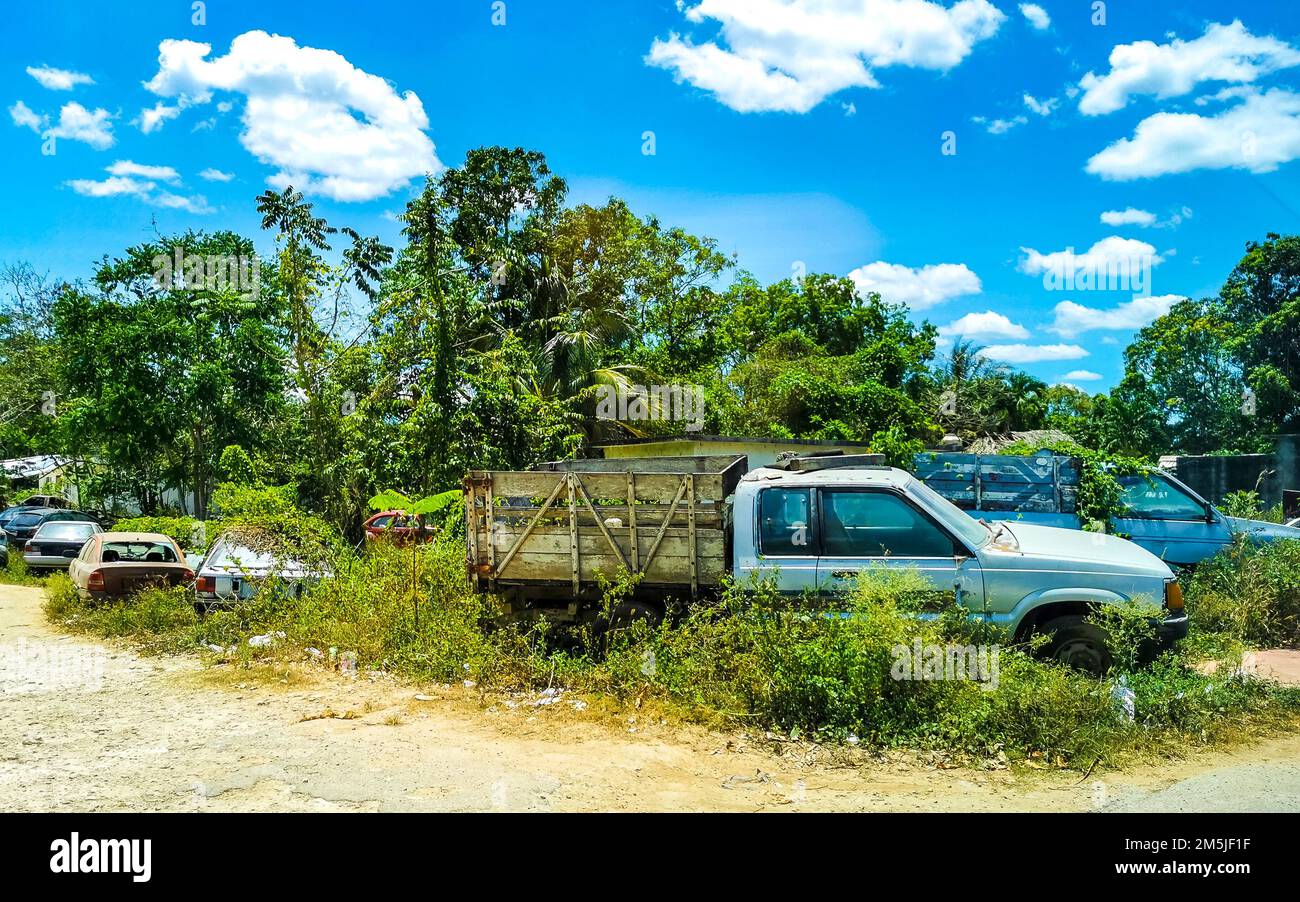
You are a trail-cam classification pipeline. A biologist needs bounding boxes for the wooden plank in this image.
[481,470,729,503]
[465,482,480,591]
[686,473,697,597]
[642,476,687,574]
[490,530,724,559]
[627,472,638,571]
[572,473,630,570]
[566,473,579,595]
[492,476,566,578]
[492,551,727,586]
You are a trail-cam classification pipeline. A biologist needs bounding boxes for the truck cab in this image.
[735,463,1186,672]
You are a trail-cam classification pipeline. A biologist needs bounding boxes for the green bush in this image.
[1184,537,1300,646]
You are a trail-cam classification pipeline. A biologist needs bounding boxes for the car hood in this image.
[994,520,1172,576]
[1225,517,1300,542]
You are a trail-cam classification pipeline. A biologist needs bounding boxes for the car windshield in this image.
[10,513,42,528]
[36,522,96,541]
[101,541,179,564]
[905,478,991,548]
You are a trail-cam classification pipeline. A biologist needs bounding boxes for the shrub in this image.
[1184,537,1300,646]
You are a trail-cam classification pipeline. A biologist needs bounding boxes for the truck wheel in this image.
[1040,615,1113,676]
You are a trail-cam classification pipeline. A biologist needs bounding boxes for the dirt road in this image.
[2,582,1298,812]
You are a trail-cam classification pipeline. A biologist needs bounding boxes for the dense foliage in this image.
[0,147,1296,538]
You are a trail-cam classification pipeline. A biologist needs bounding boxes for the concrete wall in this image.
[1170,435,1300,507]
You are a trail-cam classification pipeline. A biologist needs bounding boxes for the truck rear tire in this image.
[1040,615,1113,676]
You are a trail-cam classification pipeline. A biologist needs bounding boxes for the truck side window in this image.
[821,490,955,558]
[759,488,811,555]
[1118,474,1206,520]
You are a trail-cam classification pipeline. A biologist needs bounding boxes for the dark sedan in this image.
[23,520,102,572]
[4,507,100,545]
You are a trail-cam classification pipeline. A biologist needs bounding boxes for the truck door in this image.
[814,488,984,616]
[1112,473,1229,567]
[750,486,820,595]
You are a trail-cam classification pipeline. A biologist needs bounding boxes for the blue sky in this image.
[3,0,1299,390]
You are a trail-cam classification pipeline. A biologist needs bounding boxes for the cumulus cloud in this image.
[10,101,115,148]
[1060,369,1102,381]
[106,160,180,182]
[937,311,1029,340]
[1048,294,1184,338]
[1086,87,1300,179]
[1018,4,1050,31]
[26,65,94,91]
[1078,20,1300,116]
[646,0,1006,113]
[849,261,981,310]
[1099,207,1157,227]
[136,101,183,134]
[199,167,234,182]
[981,343,1088,364]
[139,30,441,201]
[65,161,212,214]
[1019,236,1164,292]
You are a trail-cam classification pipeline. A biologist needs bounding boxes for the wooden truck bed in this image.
[463,455,745,609]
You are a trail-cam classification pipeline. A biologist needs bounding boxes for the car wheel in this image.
[601,600,663,650]
[1041,615,1113,676]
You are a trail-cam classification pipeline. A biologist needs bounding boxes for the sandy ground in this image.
[2,582,1299,813]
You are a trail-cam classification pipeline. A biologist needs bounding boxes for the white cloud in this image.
[26,65,94,91]
[8,100,43,132]
[1018,4,1050,31]
[1078,20,1300,116]
[1048,294,1184,337]
[1086,87,1300,180]
[1022,93,1057,116]
[140,30,441,201]
[45,102,115,148]
[646,0,1006,113]
[65,162,212,214]
[1060,369,1102,381]
[66,176,153,199]
[938,311,1029,340]
[973,114,1027,134]
[1099,207,1156,227]
[198,167,234,182]
[11,100,115,148]
[136,101,183,134]
[1019,236,1164,289]
[849,261,981,310]
[981,343,1088,364]
[106,160,180,183]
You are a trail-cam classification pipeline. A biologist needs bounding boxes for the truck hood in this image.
[1224,517,1300,542]
[995,520,1173,577]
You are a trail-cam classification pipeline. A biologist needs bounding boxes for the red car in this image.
[363,510,438,544]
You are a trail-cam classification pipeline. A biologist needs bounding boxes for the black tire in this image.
[1040,615,1113,676]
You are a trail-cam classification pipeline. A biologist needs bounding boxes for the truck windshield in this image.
[1117,473,1207,520]
[905,478,991,548]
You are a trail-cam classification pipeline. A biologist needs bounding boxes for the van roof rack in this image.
[770,451,889,472]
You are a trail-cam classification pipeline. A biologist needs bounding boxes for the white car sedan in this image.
[193,533,329,611]
[24,520,102,572]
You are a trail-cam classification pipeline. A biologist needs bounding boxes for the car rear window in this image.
[36,522,97,541]
[11,513,41,528]
[207,543,279,570]
[101,541,178,564]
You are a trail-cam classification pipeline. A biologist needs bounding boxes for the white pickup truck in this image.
[465,455,1188,672]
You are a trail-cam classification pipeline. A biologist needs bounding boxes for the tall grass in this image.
[41,537,1300,767]
[1184,537,1300,647]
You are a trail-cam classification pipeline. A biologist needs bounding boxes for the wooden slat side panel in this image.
[478,471,728,503]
